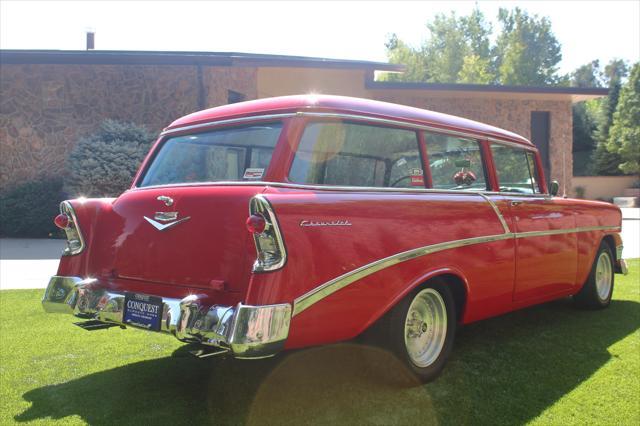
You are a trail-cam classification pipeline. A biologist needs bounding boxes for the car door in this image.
[489,143,577,302]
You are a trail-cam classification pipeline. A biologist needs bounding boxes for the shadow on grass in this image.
[16,298,639,425]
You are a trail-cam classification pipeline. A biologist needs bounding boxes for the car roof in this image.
[166,94,533,147]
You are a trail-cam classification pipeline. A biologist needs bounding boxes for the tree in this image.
[384,8,493,83]
[494,7,562,85]
[606,63,639,174]
[592,59,630,175]
[65,120,155,197]
[571,60,603,88]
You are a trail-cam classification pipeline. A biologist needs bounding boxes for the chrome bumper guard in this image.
[42,276,291,359]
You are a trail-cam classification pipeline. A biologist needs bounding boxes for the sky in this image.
[1,0,639,75]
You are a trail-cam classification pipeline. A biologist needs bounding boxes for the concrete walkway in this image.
[0,239,64,290]
[0,209,637,290]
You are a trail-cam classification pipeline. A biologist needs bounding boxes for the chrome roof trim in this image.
[160,113,296,136]
[295,112,533,147]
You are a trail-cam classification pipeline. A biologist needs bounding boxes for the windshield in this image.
[139,123,282,187]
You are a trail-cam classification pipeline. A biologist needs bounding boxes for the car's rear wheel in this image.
[389,281,456,383]
[574,242,615,309]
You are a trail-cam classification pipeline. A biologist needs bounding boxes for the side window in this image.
[289,122,423,188]
[490,144,541,194]
[425,133,487,191]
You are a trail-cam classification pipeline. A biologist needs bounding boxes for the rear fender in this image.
[356,266,470,337]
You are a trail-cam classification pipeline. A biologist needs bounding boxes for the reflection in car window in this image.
[490,144,541,194]
[289,122,422,188]
[139,124,282,187]
[425,133,487,191]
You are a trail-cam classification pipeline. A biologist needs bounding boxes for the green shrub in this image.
[0,177,65,238]
[65,120,155,198]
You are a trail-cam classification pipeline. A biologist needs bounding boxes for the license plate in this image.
[123,292,163,331]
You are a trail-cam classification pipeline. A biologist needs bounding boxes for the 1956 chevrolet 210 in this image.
[43,95,628,382]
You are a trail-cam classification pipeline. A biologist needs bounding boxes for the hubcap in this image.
[404,288,447,368]
[595,251,613,301]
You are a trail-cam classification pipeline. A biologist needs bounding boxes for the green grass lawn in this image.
[1,260,639,425]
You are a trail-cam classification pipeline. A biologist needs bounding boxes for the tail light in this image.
[248,195,286,272]
[57,201,85,256]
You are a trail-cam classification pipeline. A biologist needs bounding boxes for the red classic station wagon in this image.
[43,95,628,382]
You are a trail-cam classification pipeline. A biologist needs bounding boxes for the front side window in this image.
[490,144,541,194]
[289,122,422,188]
[425,133,487,191]
[139,123,282,187]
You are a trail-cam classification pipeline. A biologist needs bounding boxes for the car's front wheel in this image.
[389,281,456,383]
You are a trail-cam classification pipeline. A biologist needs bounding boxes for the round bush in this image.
[64,120,155,198]
[0,177,65,238]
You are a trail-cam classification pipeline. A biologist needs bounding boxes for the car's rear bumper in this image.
[42,275,291,359]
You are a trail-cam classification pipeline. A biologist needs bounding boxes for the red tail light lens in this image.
[246,214,267,234]
[54,213,70,229]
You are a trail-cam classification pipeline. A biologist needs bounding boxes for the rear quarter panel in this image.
[246,188,516,350]
[572,199,623,286]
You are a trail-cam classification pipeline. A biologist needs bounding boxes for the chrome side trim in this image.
[160,113,296,135]
[292,232,514,316]
[479,193,511,233]
[514,226,621,239]
[291,224,622,317]
[134,180,492,195]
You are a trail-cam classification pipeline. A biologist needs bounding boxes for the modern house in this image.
[0,49,609,194]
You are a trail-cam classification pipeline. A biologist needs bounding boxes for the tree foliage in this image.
[494,8,562,85]
[606,63,640,174]
[384,8,493,83]
[65,120,155,197]
[384,7,562,86]
[0,177,64,238]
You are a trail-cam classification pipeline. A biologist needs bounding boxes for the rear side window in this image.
[139,123,282,187]
[425,133,487,191]
[490,144,541,194]
[289,122,423,188]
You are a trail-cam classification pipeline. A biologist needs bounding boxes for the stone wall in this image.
[0,63,573,193]
[372,93,573,193]
[0,64,257,189]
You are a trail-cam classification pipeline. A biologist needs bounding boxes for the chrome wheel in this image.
[404,288,447,368]
[595,251,613,301]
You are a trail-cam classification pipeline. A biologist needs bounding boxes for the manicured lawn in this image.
[1,260,639,425]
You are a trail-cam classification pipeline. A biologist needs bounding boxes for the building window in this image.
[228,90,246,104]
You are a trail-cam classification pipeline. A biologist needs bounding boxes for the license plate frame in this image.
[123,292,163,331]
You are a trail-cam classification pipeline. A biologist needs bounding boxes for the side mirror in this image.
[549,180,560,196]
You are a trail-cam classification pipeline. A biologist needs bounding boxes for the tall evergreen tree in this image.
[592,59,630,175]
[607,63,639,174]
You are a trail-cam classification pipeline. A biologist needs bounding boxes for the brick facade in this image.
[0,56,588,194]
[0,63,257,189]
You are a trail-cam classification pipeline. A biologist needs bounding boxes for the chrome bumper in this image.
[42,276,291,359]
[619,259,629,276]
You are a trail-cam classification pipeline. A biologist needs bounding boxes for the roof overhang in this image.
[0,49,405,72]
[367,80,609,102]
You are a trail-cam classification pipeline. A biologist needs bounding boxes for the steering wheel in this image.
[390,175,412,187]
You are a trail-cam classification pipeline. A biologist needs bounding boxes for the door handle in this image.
[510,201,523,206]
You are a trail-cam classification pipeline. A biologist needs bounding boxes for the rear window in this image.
[139,123,282,187]
[288,122,422,188]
